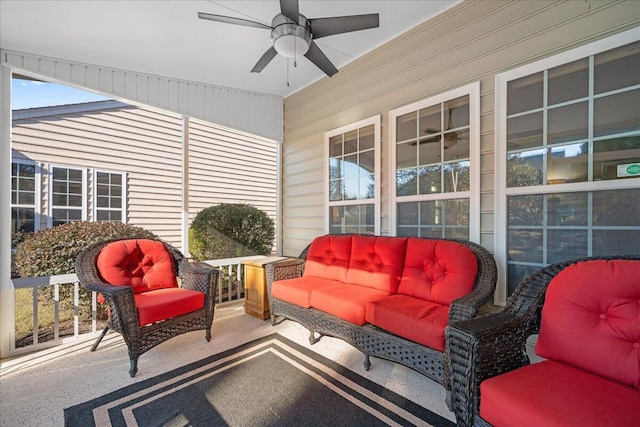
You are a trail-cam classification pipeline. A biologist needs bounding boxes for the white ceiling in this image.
[0,0,461,98]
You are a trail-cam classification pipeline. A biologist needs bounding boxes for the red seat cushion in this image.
[398,238,478,305]
[480,360,640,427]
[97,239,178,293]
[303,235,353,282]
[346,235,408,293]
[135,288,204,326]
[271,277,343,308]
[366,294,449,351]
[535,259,640,389]
[309,284,389,325]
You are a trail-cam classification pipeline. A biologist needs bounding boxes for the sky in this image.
[11,77,111,110]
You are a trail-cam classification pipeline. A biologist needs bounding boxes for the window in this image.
[325,116,380,235]
[94,170,126,222]
[11,161,40,234]
[496,30,640,302]
[390,82,480,241]
[49,165,86,226]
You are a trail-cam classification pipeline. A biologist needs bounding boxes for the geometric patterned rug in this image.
[64,334,454,426]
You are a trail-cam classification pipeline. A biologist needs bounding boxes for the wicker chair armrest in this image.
[82,282,138,338]
[265,258,306,302]
[446,312,534,427]
[178,260,219,295]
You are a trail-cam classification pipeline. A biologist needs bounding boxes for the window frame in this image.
[324,115,381,235]
[10,159,41,233]
[93,169,127,223]
[494,27,640,304]
[389,82,481,241]
[47,164,87,227]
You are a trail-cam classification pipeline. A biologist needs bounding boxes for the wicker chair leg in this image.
[309,330,319,345]
[91,326,109,352]
[271,314,277,326]
[206,328,211,342]
[129,358,138,378]
[363,354,371,371]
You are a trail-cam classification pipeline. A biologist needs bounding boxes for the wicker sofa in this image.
[266,234,497,385]
[446,256,640,426]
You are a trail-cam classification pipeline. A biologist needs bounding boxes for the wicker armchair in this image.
[75,238,218,377]
[446,255,640,427]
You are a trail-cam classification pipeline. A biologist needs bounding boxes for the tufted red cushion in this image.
[309,284,389,325]
[535,259,640,389]
[398,238,478,305]
[479,360,640,427]
[346,235,408,292]
[96,239,178,293]
[271,276,343,308]
[134,288,204,326]
[303,235,353,282]
[366,294,449,350]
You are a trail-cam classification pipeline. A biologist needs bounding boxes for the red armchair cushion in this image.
[303,235,353,282]
[535,259,640,389]
[96,239,178,293]
[271,277,343,308]
[480,360,640,427]
[134,287,204,326]
[398,238,478,306]
[346,235,408,293]
[366,294,449,351]
[309,284,389,325]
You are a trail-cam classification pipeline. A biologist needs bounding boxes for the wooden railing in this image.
[8,255,265,356]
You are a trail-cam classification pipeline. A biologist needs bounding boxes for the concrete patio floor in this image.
[0,300,454,426]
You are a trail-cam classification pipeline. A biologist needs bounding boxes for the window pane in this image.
[329,158,341,180]
[508,264,539,295]
[443,162,470,192]
[444,129,469,161]
[507,72,543,115]
[96,172,110,185]
[420,200,442,226]
[418,138,440,165]
[592,230,640,256]
[419,104,440,135]
[548,58,589,105]
[397,202,418,225]
[343,154,358,179]
[97,184,109,196]
[445,199,469,225]
[52,194,68,206]
[11,207,35,233]
[593,188,640,226]
[97,196,109,208]
[420,228,443,239]
[68,169,82,182]
[359,150,374,173]
[508,229,543,263]
[507,111,543,151]
[397,226,418,237]
[547,102,588,144]
[548,143,588,184]
[547,193,588,226]
[594,41,640,94]
[397,112,417,142]
[445,96,469,129]
[548,229,588,263]
[329,179,342,201]
[593,136,640,181]
[508,194,543,226]
[329,135,342,157]
[507,151,544,187]
[111,197,122,209]
[396,142,416,169]
[18,192,35,205]
[445,228,469,240]
[594,89,640,137]
[396,169,417,196]
[418,165,441,195]
[344,130,358,155]
[360,174,374,199]
[52,167,67,180]
[359,125,374,150]
[343,178,358,200]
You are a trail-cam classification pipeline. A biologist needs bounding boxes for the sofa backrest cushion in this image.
[536,259,640,390]
[96,239,178,293]
[303,235,353,283]
[398,238,478,306]
[346,235,408,293]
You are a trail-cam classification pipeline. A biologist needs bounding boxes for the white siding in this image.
[280,0,640,256]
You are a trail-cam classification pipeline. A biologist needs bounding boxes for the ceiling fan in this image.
[198,0,380,77]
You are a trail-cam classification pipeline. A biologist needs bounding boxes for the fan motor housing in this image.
[271,13,312,57]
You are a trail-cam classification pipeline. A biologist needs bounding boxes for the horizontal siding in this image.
[281,0,640,255]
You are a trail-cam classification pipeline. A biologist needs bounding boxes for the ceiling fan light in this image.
[273,33,311,57]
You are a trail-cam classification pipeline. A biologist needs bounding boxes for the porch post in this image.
[181,116,190,256]
[0,65,14,357]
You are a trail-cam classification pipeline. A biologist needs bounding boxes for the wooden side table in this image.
[242,256,289,320]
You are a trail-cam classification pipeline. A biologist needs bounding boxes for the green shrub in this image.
[189,203,274,260]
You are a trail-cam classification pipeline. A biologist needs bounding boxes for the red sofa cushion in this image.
[271,277,343,308]
[309,284,389,325]
[480,360,640,427]
[346,235,407,293]
[398,238,478,306]
[303,235,353,282]
[134,287,204,326]
[366,294,449,351]
[97,239,178,293]
[535,259,640,390]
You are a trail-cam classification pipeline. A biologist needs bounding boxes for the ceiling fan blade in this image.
[251,47,278,73]
[198,12,271,30]
[304,41,338,77]
[279,0,299,23]
[309,14,380,39]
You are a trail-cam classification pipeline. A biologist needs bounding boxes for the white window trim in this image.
[47,164,87,228]
[324,115,381,235]
[389,82,481,242]
[93,169,127,223]
[11,159,42,232]
[494,27,640,305]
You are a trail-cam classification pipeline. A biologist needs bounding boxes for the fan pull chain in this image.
[294,36,297,68]
[286,58,290,87]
